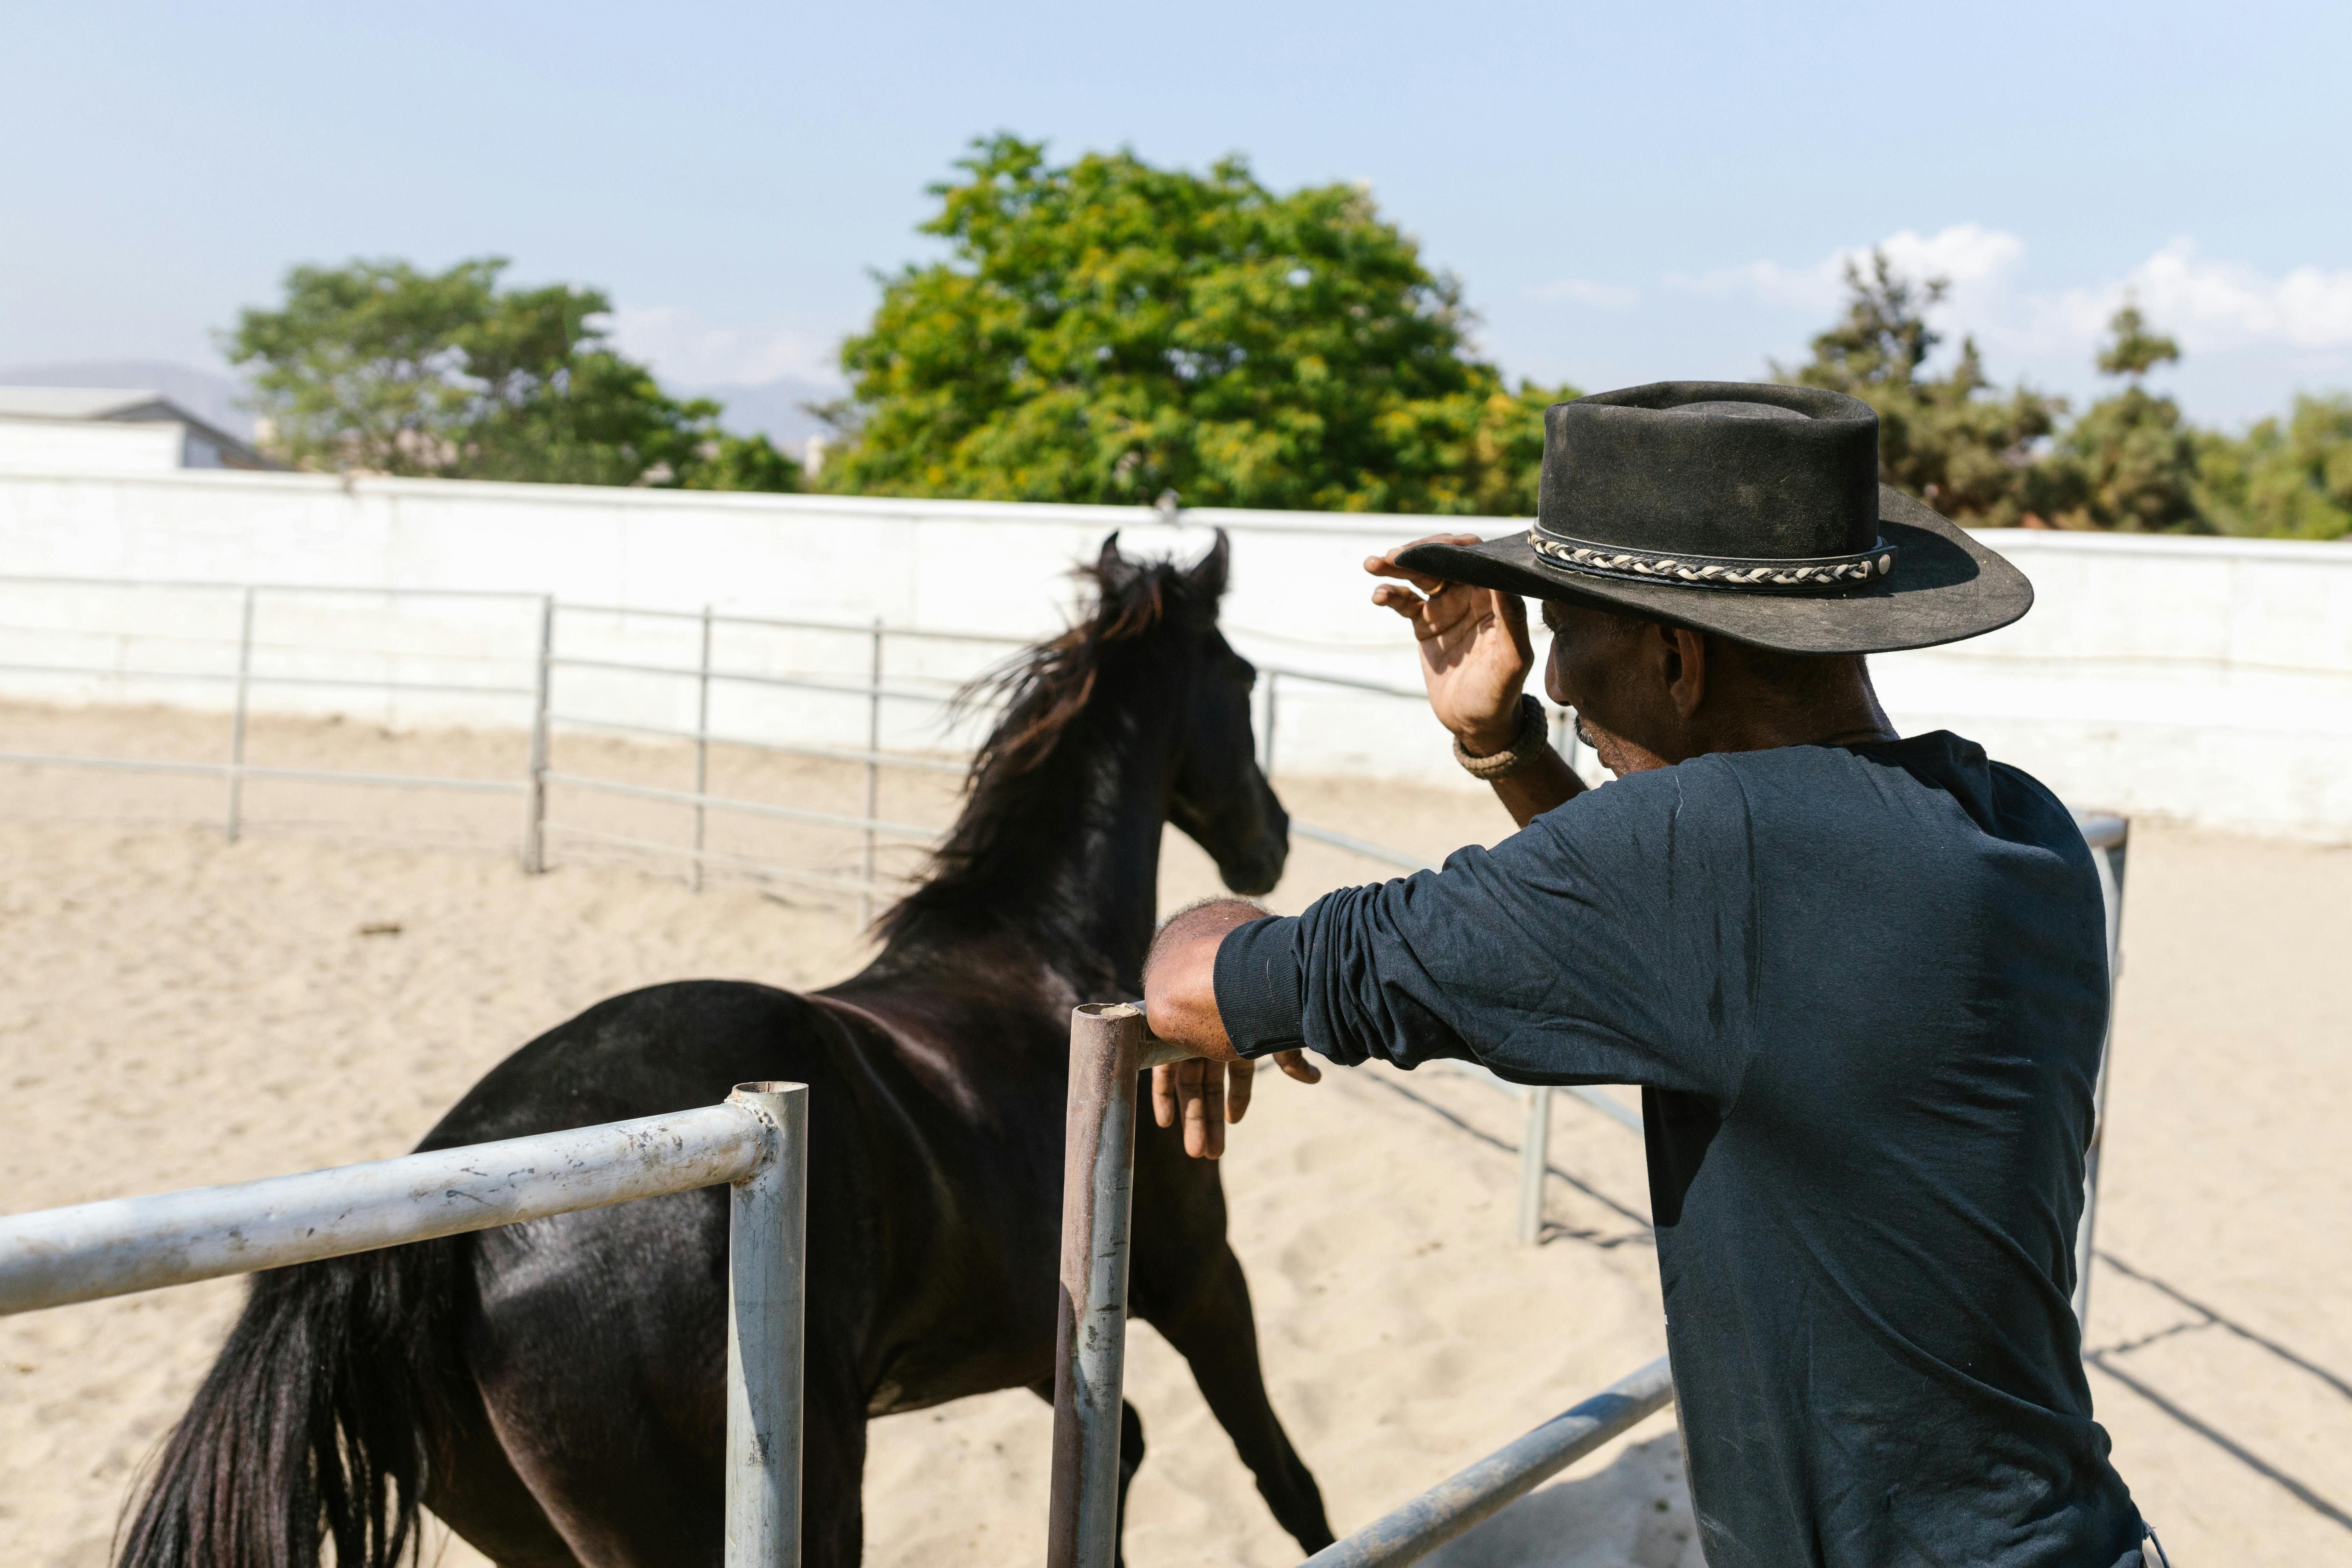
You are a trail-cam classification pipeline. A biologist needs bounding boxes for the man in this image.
[1142,383,2152,1567]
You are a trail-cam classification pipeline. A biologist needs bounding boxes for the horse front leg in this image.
[1139,1240,1336,1553]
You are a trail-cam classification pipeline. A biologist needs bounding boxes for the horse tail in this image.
[116,1237,462,1568]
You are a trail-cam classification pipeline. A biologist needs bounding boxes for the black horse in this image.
[119,534,1335,1568]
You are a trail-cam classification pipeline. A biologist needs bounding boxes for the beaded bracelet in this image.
[1452,693,1549,780]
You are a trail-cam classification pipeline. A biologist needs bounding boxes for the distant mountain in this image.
[682,377,842,454]
[0,359,252,439]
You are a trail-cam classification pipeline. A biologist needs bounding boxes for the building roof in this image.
[0,385,277,469]
[0,386,187,422]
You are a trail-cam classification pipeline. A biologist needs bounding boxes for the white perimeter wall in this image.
[0,464,2346,841]
[0,421,190,475]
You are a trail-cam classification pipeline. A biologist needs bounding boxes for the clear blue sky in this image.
[5,0,2347,427]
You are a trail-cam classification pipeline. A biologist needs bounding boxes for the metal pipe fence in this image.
[0,578,550,859]
[0,1082,809,1568]
[1298,1357,1676,1568]
[2073,812,2129,1332]
[0,575,2131,1272]
[0,573,1453,895]
[1045,1006,1674,1568]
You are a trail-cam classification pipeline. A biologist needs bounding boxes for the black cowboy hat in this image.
[1398,382,2032,655]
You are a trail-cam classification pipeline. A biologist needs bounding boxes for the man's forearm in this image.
[1142,898,1263,1060]
[1487,745,1585,827]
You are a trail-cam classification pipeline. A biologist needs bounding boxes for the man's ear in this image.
[1666,626,1708,718]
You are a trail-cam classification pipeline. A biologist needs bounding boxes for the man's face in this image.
[1538,598,1678,776]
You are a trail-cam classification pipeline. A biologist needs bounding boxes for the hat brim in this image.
[1395,485,2031,655]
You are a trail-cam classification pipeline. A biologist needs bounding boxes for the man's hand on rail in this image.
[1144,898,1322,1160]
[1364,534,1534,757]
[1148,1054,1321,1160]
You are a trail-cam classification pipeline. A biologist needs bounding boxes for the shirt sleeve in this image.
[1213,760,1761,1106]
[1213,915,1308,1056]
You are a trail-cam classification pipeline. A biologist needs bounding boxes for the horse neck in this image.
[875,671,1178,999]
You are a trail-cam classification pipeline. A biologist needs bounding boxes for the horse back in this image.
[421,978,1072,1415]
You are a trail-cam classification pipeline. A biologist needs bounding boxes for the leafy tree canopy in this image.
[1778,251,2063,527]
[1780,263,2352,540]
[2095,302,2181,380]
[2043,303,2200,532]
[2197,393,2352,539]
[820,135,1573,514]
[226,258,798,491]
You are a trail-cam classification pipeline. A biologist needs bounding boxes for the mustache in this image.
[1573,713,1599,750]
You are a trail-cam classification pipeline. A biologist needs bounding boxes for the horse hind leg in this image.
[1140,1244,1336,1553]
[421,1369,584,1568]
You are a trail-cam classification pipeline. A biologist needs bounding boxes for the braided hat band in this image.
[1526,528,1899,594]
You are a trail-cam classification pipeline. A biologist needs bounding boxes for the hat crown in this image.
[1538,383,1880,561]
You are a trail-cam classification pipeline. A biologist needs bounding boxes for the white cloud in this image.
[1530,277,1640,309]
[2040,239,2352,354]
[1669,223,2026,317]
[603,305,831,386]
[1664,226,2352,391]
[1871,224,2026,290]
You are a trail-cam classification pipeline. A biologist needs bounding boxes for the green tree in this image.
[820,135,1572,514]
[2196,393,2352,540]
[225,257,798,491]
[2037,301,2203,532]
[1779,251,2065,526]
[683,432,805,492]
[2096,301,2181,378]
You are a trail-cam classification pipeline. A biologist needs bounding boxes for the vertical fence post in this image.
[521,595,553,874]
[692,604,713,893]
[859,617,882,927]
[224,586,255,842]
[1516,1085,1553,1246]
[1047,1003,1162,1568]
[724,1080,808,1568]
[1259,669,1280,778]
[2072,818,2129,1335]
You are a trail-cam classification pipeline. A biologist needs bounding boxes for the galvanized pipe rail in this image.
[1299,1356,1675,1568]
[2072,812,2128,1332]
[1047,1003,1164,1568]
[0,576,555,864]
[0,1084,809,1568]
[0,570,1458,899]
[1046,1005,1674,1568]
[0,574,2136,1285]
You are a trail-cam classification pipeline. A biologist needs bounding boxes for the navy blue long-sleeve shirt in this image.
[1214,732,2143,1567]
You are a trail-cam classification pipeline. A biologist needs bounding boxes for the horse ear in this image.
[1094,531,1143,596]
[1184,530,1230,602]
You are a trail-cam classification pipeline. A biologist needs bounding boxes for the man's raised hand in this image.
[1365,535,1534,754]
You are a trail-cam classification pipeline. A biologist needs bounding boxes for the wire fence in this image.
[0,574,2130,1266]
[0,574,1472,916]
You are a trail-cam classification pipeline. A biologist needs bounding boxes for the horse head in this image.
[879,529,1289,976]
[1094,530,1289,896]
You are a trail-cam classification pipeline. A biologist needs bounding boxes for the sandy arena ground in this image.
[1,703,2347,1567]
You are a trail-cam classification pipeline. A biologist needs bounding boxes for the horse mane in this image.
[875,538,1212,944]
